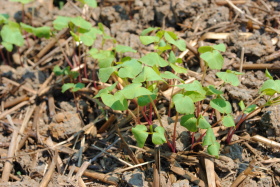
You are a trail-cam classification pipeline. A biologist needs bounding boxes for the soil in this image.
[1,0,280,186]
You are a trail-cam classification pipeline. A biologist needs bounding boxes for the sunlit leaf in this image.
[132,125,149,148]
[173,94,195,114]
[180,114,197,132]
[152,126,166,145]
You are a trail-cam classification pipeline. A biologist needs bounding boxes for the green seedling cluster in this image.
[93,27,280,157]
[2,0,280,157]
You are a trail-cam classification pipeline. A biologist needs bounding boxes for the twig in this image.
[35,28,69,61]
[230,159,256,187]
[89,138,120,163]
[3,95,29,109]
[68,165,119,185]
[0,101,30,120]
[251,135,280,149]
[97,114,116,133]
[225,0,280,34]
[40,151,58,187]
[205,158,216,187]
[170,165,205,187]
[1,128,19,182]
[110,161,154,174]
[91,144,133,167]
[2,77,37,95]
[33,37,72,68]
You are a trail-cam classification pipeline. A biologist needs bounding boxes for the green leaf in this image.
[80,28,102,46]
[200,50,224,70]
[213,43,226,52]
[98,67,116,82]
[260,79,280,95]
[133,66,163,83]
[2,42,13,52]
[61,83,75,93]
[198,116,211,129]
[118,59,142,78]
[140,27,159,36]
[216,70,240,86]
[168,51,177,63]
[89,49,115,68]
[33,26,51,38]
[156,43,172,52]
[176,80,206,102]
[181,114,197,132]
[10,0,34,4]
[70,31,80,41]
[70,16,91,30]
[198,46,213,53]
[202,128,216,146]
[238,100,245,111]
[0,14,8,24]
[139,36,160,45]
[95,82,117,98]
[265,69,273,80]
[1,22,24,47]
[132,125,149,148]
[244,104,257,114]
[207,141,220,157]
[53,16,71,30]
[72,83,85,92]
[164,32,186,51]
[137,94,157,106]
[152,126,166,145]
[222,115,235,127]
[170,63,188,73]
[101,92,128,110]
[139,52,168,67]
[84,0,97,8]
[115,45,137,53]
[210,98,232,114]
[53,65,64,76]
[205,85,224,95]
[119,83,152,99]
[160,71,182,81]
[20,23,34,33]
[173,94,195,114]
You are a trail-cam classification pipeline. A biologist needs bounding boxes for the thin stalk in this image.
[172,112,179,152]
[148,95,175,151]
[148,95,163,127]
[227,105,264,143]
[141,106,152,125]
[149,102,153,122]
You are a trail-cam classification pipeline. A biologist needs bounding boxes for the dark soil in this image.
[1,0,280,186]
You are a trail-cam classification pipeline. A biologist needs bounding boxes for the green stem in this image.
[148,95,163,127]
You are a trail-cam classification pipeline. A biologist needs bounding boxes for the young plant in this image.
[91,28,192,149]
[53,65,85,93]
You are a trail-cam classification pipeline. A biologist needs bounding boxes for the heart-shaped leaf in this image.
[200,50,224,70]
[202,128,216,146]
[198,116,211,129]
[119,83,152,99]
[139,52,168,67]
[207,141,220,157]
[132,125,149,148]
[118,59,142,79]
[222,115,235,127]
[173,94,195,114]
[180,114,197,132]
[152,126,166,145]
[210,98,232,114]
[101,92,128,111]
